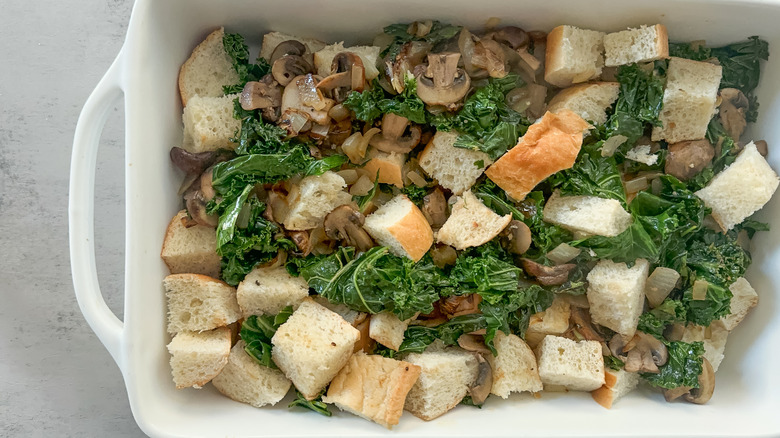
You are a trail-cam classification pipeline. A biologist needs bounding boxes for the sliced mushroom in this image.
[415,52,471,108]
[755,140,769,157]
[183,177,218,228]
[368,113,421,153]
[458,28,489,80]
[430,244,457,268]
[683,358,715,404]
[504,220,532,255]
[569,306,604,342]
[663,385,692,402]
[457,333,492,355]
[389,41,432,93]
[719,88,749,140]
[169,147,231,177]
[467,353,493,405]
[422,187,448,229]
[272,55,313,87]
[289,230,312,256]
[317,52,366,102]
[608,332,668,374]
[665,139,715,181]
[279,74,334,130]
[269,40,307,64]
[323,205,374,252]
[492,26,530,50]
[520,259,576,286]
[471,39,508,78]
[439,294,482,319]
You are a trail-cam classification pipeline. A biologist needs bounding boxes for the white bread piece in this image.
[369,311,410,351]
[625,144,659,166]
[418,131,492,195]
[363,194,433,262]
[178,27,239,107]
[604,24,669,67]
[282,171,352,230]
[586,258,650,338]
[591,368,640,409]
[323,352,421,429]
[314,42,382,80]
[166,327,231,389]
[403,346,479,421]
[211,341,291,407]
[543,190,632,238]
[271,298,360,399]
[681,320,729,372]
[651,57,722,143]
[695,142,780,230]
[164,274,241,334]
[312,296,366,325]
[721,277,759,331]
[363,148,406,188]
[545,25,606,88]
[436,190,512,250]
[161,210,221,278]
[536,336,605,391]
[259,31,327,61]
[181,94,241,153]
[485,332,543,398]
[525,296,571,349]
[547,82,620,125]
[236,265,310,318]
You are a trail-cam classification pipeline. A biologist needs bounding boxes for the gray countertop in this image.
[0,0,144,435]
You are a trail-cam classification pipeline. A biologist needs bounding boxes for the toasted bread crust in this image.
[654,24,670,59]
[386,201,434,262]
[485,110,589,201]
[591,384,614,409]
[363,154,405,188]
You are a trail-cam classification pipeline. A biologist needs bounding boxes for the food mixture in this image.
[160,20,775,427]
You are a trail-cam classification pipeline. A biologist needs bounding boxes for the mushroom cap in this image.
[415,52,471,106]
[323,205,374,252]
[272,55,313,87]
[270,40,307,64]
[467,353,493,405]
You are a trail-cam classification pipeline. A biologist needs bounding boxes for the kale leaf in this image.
[605,63,665,148]
[343,76,426,124]
[222,33,271,94]
[687,118,739,191]
[401,185,430,205]
[381,21,462,59]
[231,100,291,155]
[240,306,294,368]
[642,341,705,389]
[288,391,332,417]
[450,242,521,304]
[637,299,687,339]
[549,143,627,205]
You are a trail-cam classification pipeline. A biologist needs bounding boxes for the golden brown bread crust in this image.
[544,25,566,86]
[178,27,224,107]
[387,199,434,262]
[363,154,405,188]
[654,24,670,59]
[485,109,590,201]
[591,369,618,409]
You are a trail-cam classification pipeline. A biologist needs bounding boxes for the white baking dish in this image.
[70,0,780,436]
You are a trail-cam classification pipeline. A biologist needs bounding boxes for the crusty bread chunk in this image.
[695,142,779,230]
[403,346,478,421]
[547,82,619,125]
[161,210,221,278]
[536,336,605,391]
[586,259,649,338]
[525,296,571,348]
[236,265,310,318]
[604,24,669,67]
[363,194,433,262]
[164,274,241,334]
[418,131,492,195]
[436,190,512,250]
[721,277,759,331]
[323,352,421,428]
[485,332,543,398]
[314,43,382,80]
[591,368,640,409]
[369,311,410,351]
[259,31,326,61]
[545,25,606,88]
[211,341,291,407]
[543,190,632,237]
[312,296,366,325]
[166,327,231,389]
[651,57,722,143]
[485,110,589,201]
[363,149,406,188]
[681,320,729,372]
[282,171,352,230]
[271,298,360,399]
[178,27,239,106]
[181,94,241,153]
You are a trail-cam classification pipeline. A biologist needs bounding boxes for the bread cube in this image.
[362,149,406,188]
[314,42,382,80]
[369,311,410,351]
[312,296,366,325]
[536,336,605,391]
[681,320,729,372]
[591,368,640,409]
[323,353,421,428]
[363,194,433,262]
[211,341,291,407]
[259,31,326,62]
[418,131,492,195]
[545,25,606,88]
[543,191,632,237]
[164,273,241,334]
[403,346,478,421]
[178,27,239,106]
[271,298,360,399]
[282,171,352,230]
[161,210,221,278]
[604,24,669,67]
[436,190,512,250]
[237,265,310,318]
[181,94,241,153]
[485,332,543,398]
[586,259,650,338]
[548,82,620,125]
[166,327,231,389]
[695,142,779,230]
[525,296,571,348]
[721,277,759,331]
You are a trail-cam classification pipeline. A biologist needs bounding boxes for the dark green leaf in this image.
[637,299,687,339]
[381,21,462,59]
[222,33,271,94]
[343,76,426,124]
[642,341,705,389]
[605,355,625,371]
[401,184,430,205]
[240,307,294,368]
[288,391,332,417]
[304,154,348,176]
[549,148,626,205]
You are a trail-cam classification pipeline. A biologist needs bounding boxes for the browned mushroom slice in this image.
[608,332,668,374]
[492,26,530,50]
[683,357,715,404]
[415,52,471,108]
[323,205,374,252]
[665,139,716,181]
[569,306,604,342]
[272,55,313,87]
[169,147,232,176]
[520,258,576,286]
[317,52,366,102]
[458,28,489,80]
[390,41,432,93]
[439,294,482,319]
[183,177,218,228]
[430,244,457,269]
[471,39,508,78]
[467,353,493,405]
[422,188,448,230]
[289,230,312,256]
[239,80,282,113]
[269,40,307,64]
[457,333,492,355]
[719,88,749,140]
[504,220,532,255]
[368,113,421,154]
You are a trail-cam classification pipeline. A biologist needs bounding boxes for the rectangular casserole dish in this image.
[69,0,780,436]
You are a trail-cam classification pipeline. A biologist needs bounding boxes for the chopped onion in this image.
[546,243,581,265]
[336,169,358,185]
[297,75,327,110]
[692,279,709,301]
[309,122,330,139]
[624,176,648,194]
[341,131,370,163]
[407,171,428,187]
[284,110,309,135]
[350,175,375,196]
[328,104,350,122]
[601,135,628,157]
[645,267,681,308]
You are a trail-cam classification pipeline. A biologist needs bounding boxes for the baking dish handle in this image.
[69,50,126,369]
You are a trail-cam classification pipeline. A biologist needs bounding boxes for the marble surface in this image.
[0,0,145,436]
